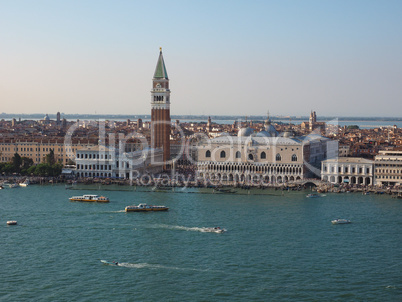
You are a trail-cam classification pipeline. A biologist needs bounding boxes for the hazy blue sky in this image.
[1,0,401,117]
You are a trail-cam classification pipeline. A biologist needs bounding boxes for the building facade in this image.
[0,140,94,164]
[374,150,402,186]
[75,146,163,179]
[196,123,331,185]
[321,157,374,185]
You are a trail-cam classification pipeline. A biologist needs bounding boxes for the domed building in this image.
[196,114,333,186]
[237,126,254,137]
[256,114,278,138]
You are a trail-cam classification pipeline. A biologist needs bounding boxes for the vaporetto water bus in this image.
[69,194,110,202]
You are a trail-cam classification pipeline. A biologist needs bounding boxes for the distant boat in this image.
[306,193,320,198]
[101,260,119,266]
[202,227,226,233]
[19,180,30,187]
[331,219,351,225]
[69,195,109,202]
[125,203,169,212]
[213,188,237,194]
[7,220,17,225]
[9,183,19,188]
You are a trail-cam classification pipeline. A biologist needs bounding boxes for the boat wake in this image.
[117,262,219,272]
[152,224,224,233]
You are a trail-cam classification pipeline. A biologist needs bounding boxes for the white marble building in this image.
[196,118,332,185]
[321,157,374,185]
[75,146,163,179]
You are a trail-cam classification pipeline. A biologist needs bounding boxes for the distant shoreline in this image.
[1,113,402,122]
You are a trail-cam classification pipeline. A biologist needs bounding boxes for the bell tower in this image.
[151,47,171,164]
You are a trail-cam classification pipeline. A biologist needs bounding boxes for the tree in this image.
[27,165,36,175]
[12,153,22,173]
[51,163,63,176]
[2,163,14,174]
[45,149,56,165]
[21,157,34,170]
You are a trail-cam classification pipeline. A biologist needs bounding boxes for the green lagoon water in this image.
[1,185,401,301]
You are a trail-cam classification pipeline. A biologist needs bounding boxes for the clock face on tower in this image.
[156,83,161,88]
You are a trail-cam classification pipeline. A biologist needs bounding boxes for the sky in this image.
[1,0,402,117]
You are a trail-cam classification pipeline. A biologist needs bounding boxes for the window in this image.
[220,151,226,158]
[248,154,254,160]
[206,150,211,158]
[291,154,297,162]
[276,153,281,161]
[260,152,266,159]
[235,151,241,159]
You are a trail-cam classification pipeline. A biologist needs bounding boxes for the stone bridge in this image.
[288,178,325,186]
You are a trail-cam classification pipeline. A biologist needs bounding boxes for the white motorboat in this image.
[331,219,351,224]
[19,180,30,187]
[202,227,226,233]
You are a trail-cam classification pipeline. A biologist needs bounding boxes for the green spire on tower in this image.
[153,47,169,79]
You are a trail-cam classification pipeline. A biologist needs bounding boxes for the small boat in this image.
[202,227,226,233]
[69,195,109,202]
[19,180,30,187]
[331,219,351,224]
[7,220,17,225]
[213,188,237,194]
[9,183,19,188]
[101,260,119,266]
[306,193,320,198]
[125,203,169,212]
[0,185,3,190]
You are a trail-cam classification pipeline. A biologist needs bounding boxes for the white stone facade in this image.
[196,133,331,185]
[321,157,374,185]
[75,146,164,179]
[374,150,402,186]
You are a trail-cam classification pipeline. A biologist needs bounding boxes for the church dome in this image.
[256,130,270,137]
[256,124,278,137]
[282,130,295,138]
[237,127,254,137]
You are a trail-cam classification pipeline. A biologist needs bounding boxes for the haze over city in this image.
[1,0,401,117]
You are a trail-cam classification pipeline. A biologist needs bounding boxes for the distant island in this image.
[1,113,402,122]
